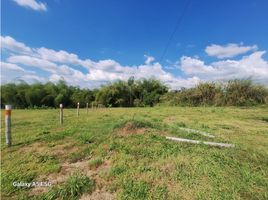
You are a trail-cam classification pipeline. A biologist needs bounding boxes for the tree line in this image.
[1,78,267,108]
[0,78,167,108]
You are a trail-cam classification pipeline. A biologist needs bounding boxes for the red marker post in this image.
[5,105,12,147]
[60,104,63,125]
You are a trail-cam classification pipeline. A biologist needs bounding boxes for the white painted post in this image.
[77,102,80,116]
[5,105,12,147]
[86,103,89,114]
[60,104,63,125]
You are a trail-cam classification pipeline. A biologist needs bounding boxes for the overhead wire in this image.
[159,0,192,63]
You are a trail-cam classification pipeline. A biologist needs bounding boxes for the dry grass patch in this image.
[17,138,79,160]
[116,122,149,136]
[80,189,115,200]
[163,116,176,124]
[30,157,112,197]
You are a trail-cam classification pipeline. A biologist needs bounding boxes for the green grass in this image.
[261,116,268,122]
[1,106,268,199]
[39,173,95,200]
[89,157,103,169]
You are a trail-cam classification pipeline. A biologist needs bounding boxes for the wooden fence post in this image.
[5,105,12,147]
[60,104,63,125]
[77,102,80,116]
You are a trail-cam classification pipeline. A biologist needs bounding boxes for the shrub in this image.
[225,79,268,106]
[160,79,268,106]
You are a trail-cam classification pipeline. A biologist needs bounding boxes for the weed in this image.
[217,124,234,130]
[2,171,36,194]
[113,118,154,130]
[261,116,268,122]
[109,165,127,176]
[69,152,85,163]
[36,154,57,163]
[150,185,168,199]
[40,173,95,200]
[88,157,103,169]
[119,179,150,200]
[201,123,209,129]
[175,121,186,127]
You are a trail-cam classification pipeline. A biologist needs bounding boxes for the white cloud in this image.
[144,55,155,65]
[180,56,215,75]
[1,61,37,75]
[180,51,268,84]
[36,47,82,65]
[5,52,192,89]
[205,43,258,58]
[7,55,59,73]
[13,0,47,11]
[6,55,86,78]
[1,61,26,72]
[1,36,32,54]
[20,74,46,83]
[1,35,268,89]
[1,61,39,84]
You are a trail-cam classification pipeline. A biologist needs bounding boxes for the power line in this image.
[159,0,192,63]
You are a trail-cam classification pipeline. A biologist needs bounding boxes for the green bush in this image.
[160,79,268,106]
[225,79,268,106]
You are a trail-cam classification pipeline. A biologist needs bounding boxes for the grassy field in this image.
[1,106,268,200]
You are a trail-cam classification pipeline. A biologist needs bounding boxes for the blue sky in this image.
[1,0,268,89]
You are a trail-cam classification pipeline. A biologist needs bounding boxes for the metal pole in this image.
[86,103,89,114]
[60,104,63,125]
[5,105,12,147]
[77,102,80,116]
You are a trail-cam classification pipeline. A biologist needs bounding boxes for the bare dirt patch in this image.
[17,142,47,154]
[52,143,80,160]
[80,190,115,200]
[29,159,93,196]
[17,138,80,162]
[30,158,113,197]
[116,122,148,136]
[166,181,192,200]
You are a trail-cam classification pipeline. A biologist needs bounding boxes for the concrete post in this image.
[5,105,12,147]
[60,104,63,125]
[77,102,80,116]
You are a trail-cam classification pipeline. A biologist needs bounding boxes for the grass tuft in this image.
[261,116,268,122]
[89,157,103,169]
[40,173,95,200]
[176,121,186,127]
[119,179,150,200]
[113,118,154,130]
